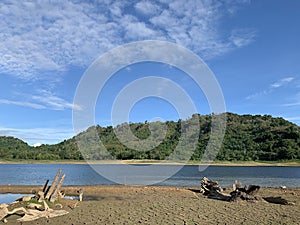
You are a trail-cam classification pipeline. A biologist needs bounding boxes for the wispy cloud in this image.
[0,91,81,111]
[32,90,82,110]
[281,92,300,107]
[270,77,294,88]
[0,0,254,80]
[0,127,75,145]
[134,1,161,16]
[246,76,295,100]
[0,99,45,109]
[283,102,300,107]
[229,28,256,48]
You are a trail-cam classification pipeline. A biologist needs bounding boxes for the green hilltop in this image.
[0,113,299,162]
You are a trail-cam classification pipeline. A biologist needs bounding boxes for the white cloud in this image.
[282,92,300,107]
[270,77,294,88]
[32,90,82,110]
[229,28,256,48]
[246,90,268,100]
[124,21,158,40]
[0,91,81,111]
[0,99,46,109]
[246,76,295,100]
[0,0,253,80]
[134,1,161,16]
[33,142,42,147]
[283,102,300,107]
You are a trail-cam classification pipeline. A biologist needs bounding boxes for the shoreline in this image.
[0,159,299,166]
[1,184,300,195]
[1,185,300,225]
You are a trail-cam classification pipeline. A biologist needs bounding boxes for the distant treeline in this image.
[0,113,299,161]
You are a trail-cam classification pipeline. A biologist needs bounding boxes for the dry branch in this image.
[50,173,66,202]
[45,168,62,200]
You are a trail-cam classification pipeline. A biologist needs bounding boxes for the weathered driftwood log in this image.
[1,169,73,223]
[229,182,261,202]
[17,201,69,222]
[200,177,230,201]
[27,203,42,210]
[232,180,260,196]
[58,190,65,199]
[22,196,32,202]
[200,177,261,202]
[45,168,62,200]
[78,188,83,202]
[50,173,66,203]
[0,204,28,221]
[37,191,45,202]
[200,177,223,194]
[12,195,32,203]
[42,179,49,192]
[0,201,68,222]
[263,197,295,205]
[200,177,294,205]
[245,185,261,195]
[232,180,243,191]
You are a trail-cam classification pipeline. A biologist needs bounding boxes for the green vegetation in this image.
[0,113,299,162]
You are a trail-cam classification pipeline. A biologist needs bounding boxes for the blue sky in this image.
[0,0,299,146]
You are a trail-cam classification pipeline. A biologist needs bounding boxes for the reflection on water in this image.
[0,194,77,204]
[0,194,30,204]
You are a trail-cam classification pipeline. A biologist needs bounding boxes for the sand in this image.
[1,160,299,166]
[1,185,300,225]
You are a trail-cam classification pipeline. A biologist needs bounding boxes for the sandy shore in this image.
[1,185,300,225]
[0,160,299,166]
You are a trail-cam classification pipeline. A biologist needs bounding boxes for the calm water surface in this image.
[0,164,299,187]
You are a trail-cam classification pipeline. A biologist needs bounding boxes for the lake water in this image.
[0,164,299,188]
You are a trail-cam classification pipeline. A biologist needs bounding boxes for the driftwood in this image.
[200,177,230,201]
[200,177,294,205]
[45,168,62,200]
[78,188,83,202]
[0,169,75,223]
[230,183,261,202]
[200,177,261,202]
[37,191,45,202]
[50,173,66,203]
[42,179,49,192]
[17,201,69,222]
[263,197,295,205]
[27,203,43,209]
[0,204,28,221]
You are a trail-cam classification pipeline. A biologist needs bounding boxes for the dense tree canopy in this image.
[0,113,299,161]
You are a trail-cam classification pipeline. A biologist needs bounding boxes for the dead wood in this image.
[50,173,66,202]
[78,188,83,202]
[200,177,230,201]
[263,197,295,205]
[200,177,294,205]
[17,208,69,222]
[37,191,45,202]
[42,179,49,193]
[45,168,62,200]
[0,205,28,221]
[1,168,74,223]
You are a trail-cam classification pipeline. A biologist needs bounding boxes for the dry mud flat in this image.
[1,186,300,225]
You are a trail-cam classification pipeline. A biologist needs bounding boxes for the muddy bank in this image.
[1,185,299,224]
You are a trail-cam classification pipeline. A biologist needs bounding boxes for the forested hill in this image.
[0,113,299,161]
